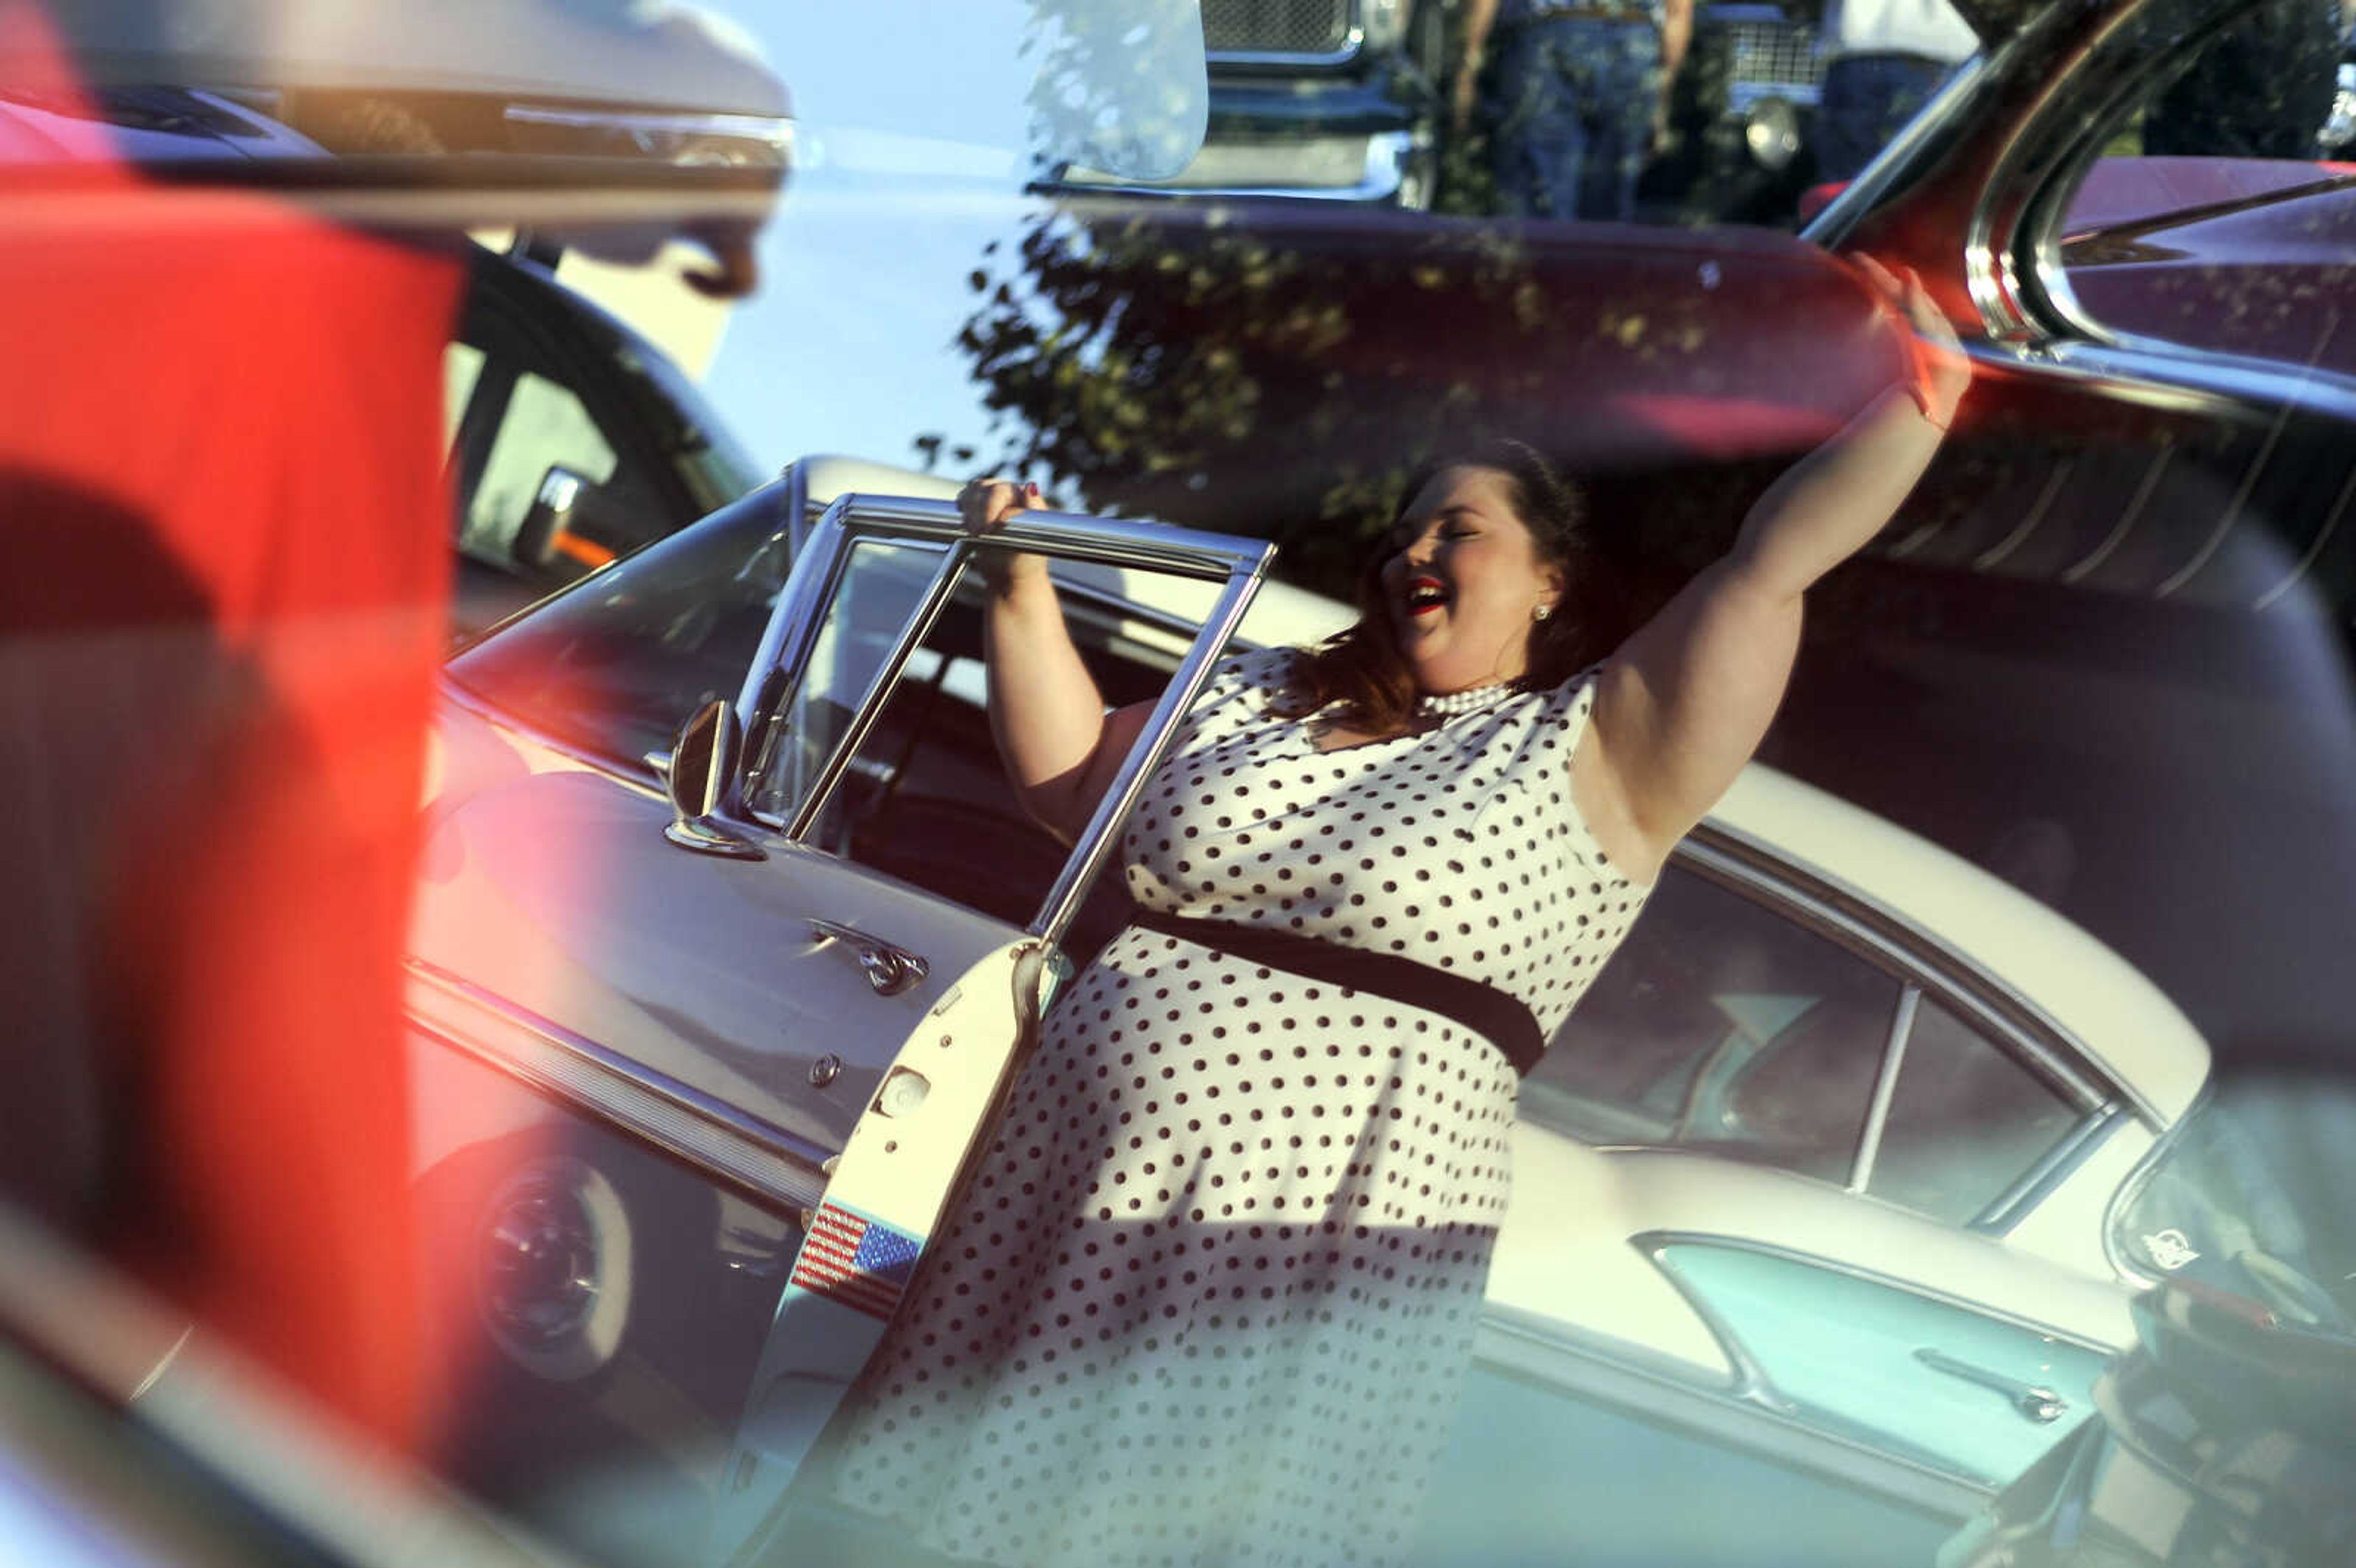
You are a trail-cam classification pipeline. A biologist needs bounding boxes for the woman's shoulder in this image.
[1203,644,1303,702]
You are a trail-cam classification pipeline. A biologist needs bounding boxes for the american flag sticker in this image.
[788,1202,922,1320]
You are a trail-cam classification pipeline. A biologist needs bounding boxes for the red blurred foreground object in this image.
[0,0,459,1453]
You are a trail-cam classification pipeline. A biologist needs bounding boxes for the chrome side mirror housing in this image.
[664,699,765,859]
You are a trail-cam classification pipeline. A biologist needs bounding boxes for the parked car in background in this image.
[1644,0,1833,223]
[445,241,766,639]
[1,41,779,642]
[1054,0,1456,206]
[1057,0,1832,221]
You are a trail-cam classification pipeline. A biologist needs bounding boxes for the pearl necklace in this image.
[1415,682,1518,718]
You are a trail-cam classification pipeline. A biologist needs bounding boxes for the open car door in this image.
[405,490,1269,1567]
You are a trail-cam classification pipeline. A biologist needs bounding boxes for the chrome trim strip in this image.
[1204,20,1366,71]
[1471,1303,1992,1520]
[1676,826,2131,1121]
[1973,1103,2128,1237]
[403,958,831,1212]
[1040,131,1414,206]
[1033,553,1271,945]
[1850,985,1922,1193]
[502,106,796,155]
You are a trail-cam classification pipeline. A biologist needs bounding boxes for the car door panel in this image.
[412,760,1029,1156]
[1653,1242,2114,1486]
[405,1024,802,1568]
[1414,1323,1970,1568]
[1487,1132,2135,1493]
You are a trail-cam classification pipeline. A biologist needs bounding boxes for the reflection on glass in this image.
[746,537,946,830]
[1527,867,1898,1183]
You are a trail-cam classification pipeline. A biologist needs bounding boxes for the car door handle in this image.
[809,919,930,996]
[1912,1348,2069,1423]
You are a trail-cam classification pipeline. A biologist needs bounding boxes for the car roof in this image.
[790,456,2211,1121]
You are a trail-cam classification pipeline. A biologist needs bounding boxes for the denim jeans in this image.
[1815,52,1953,183]
[1484,16,1663,223]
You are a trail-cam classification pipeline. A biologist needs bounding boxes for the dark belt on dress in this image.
[1130,910,1546,1078]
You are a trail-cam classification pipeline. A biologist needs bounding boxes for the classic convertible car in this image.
[406,456,2209,1568]
[12,1,2356,1567]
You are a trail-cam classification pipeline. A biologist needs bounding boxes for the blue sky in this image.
[696,2,1170,483]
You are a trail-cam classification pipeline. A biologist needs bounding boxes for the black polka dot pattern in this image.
[818,648,1650,1567]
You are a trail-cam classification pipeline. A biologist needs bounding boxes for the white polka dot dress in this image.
[816,647,1650,1567]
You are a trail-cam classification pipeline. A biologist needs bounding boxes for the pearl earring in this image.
[1533,603,1553,622]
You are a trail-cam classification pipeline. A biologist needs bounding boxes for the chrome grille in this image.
[1724,18,1822,92]
[1201,0,1355,57]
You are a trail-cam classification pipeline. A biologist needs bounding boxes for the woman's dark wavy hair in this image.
[1271,439,1615,734]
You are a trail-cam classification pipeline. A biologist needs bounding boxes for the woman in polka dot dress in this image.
[808,263,1967,1566]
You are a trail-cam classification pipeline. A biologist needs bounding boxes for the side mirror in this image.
[663,699,765,860]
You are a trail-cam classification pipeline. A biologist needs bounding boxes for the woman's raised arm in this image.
[1582,261,1970,878]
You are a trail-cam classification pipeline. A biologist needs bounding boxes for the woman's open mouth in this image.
[1403,575,1449,618]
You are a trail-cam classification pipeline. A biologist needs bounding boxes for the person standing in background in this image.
[1814,0,1979,182]
[1458,0,1695,221]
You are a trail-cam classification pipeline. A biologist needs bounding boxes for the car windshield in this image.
[17,2,2356,1568]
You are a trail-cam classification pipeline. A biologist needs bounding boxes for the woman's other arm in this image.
[967,480,1153,845]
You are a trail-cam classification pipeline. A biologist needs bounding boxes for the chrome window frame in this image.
[1625,826,2138,1237]
[731,493,1273,950]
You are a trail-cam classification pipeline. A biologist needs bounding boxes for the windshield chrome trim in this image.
[404,958,831,1212]
[1679,826,2134,1123]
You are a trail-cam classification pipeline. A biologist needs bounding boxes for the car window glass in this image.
[444,486,791,770]
[2052,0,2348,369]
[1523,867,1899,1185]
[460,371,622,563]
[744,537,947,829]
[1866,999,2084,1224]
[749,553,1196,950]
[442,341,485,450]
